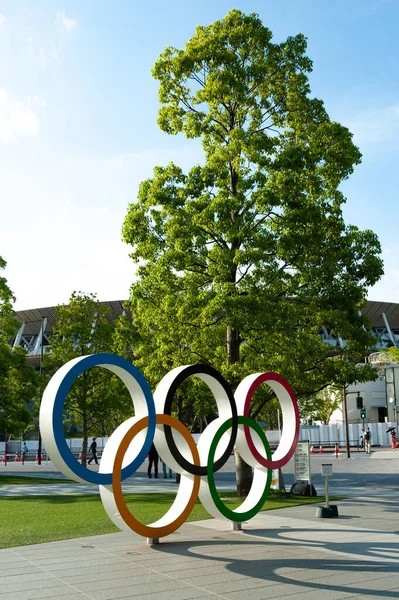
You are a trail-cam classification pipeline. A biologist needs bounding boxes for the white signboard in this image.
[294,440,311,483]
[321,463,333,477]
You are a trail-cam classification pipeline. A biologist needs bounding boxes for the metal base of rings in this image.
[147,537,160,545]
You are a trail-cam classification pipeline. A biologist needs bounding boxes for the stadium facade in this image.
[11,299,399,425]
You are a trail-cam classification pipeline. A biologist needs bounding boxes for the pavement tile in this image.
[0,565,41,576]
[0,578,67,594]
[86,578,200,600]
[308,575,399,594]
[60,564,150,585]
[0,584,82,600]
[156,563,230,579]
[272,591,360,600]
[39,563,136,579]
[11,549,95,560]
[104,549,190,561]
[0,571,56,585]
[29,553,113,568]
[152,558,231,574]
[192,575,280,595]
[107,590,212,600]
[36,557,122,573]
[179,570,268,587]
[0,556,29,565]
[73,572,167,593]
[224,582,354,600]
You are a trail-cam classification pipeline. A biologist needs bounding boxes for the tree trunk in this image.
[226,327,240,365]
[227,326,254,495]
[234,447,253,496]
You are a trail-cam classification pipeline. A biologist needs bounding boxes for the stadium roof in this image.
[362,301,399,330]
[13,300,399,334]
[14,300,125,335]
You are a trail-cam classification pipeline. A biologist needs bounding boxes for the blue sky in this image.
[0,0,398,309]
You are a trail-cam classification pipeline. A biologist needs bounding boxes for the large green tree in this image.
[121,11,382,489]
[45,292,132,465]
[0,257,39,440]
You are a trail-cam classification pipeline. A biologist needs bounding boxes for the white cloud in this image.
[54,10,77,34]
[346,103,399,146]
[0,14,5,25]
[0,90,39,142]
[28,10,78,65]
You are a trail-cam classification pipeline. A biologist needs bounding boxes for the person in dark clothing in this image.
[88,437,98,465]
[148,443,159,478]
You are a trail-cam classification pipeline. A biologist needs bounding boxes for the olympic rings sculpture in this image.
[39,353,300,539]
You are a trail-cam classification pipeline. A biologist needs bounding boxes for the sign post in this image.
[291,440,316,496]
[316,463,339,518]
[321,463,333,508]
[294,440,311,485]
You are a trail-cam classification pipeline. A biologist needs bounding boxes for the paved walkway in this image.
[1,450,399,497]
[1,453,399,598]
[1,491,399,600]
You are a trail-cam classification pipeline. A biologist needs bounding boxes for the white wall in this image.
[330,376,387,424]
[300,422,395,447]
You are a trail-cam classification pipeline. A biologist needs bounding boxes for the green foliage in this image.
[300,386,343,424]
[0,256,18,342]
[121,10,383,423]
[45,292,132,462]
[387,347,399,363]
[0,256,39,438]
[0,344,39,437]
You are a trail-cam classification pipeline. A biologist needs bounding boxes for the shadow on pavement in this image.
[150,530,399,598]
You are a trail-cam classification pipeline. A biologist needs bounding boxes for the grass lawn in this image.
[0,475,73,485]
[0,492,333,549]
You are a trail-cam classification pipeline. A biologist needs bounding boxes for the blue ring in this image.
[51,353,155,485]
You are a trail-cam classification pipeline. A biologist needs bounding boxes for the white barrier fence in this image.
[0,422,396,460]
[299,422,396,448]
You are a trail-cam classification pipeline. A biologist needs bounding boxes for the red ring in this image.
[243,373,300,469]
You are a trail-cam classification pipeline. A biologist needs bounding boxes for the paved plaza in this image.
[1,452,398,599]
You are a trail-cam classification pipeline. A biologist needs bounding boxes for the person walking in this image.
[364,427,372,454]
[161,459,173,479]
[22,442,28,465]
[88,437,99,465]
[148,443,159,479]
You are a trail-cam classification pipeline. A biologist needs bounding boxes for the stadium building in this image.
[10,300,399,426]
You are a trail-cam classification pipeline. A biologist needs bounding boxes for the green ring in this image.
[207,416,272,522]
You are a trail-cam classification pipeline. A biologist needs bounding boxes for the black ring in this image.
[163,364,238,476]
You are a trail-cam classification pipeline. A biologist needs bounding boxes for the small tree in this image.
[46,292,131,465]
[0,346,39,438]
[0,257,39,441]
[387,347,399,363]
[300,386,342,424]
